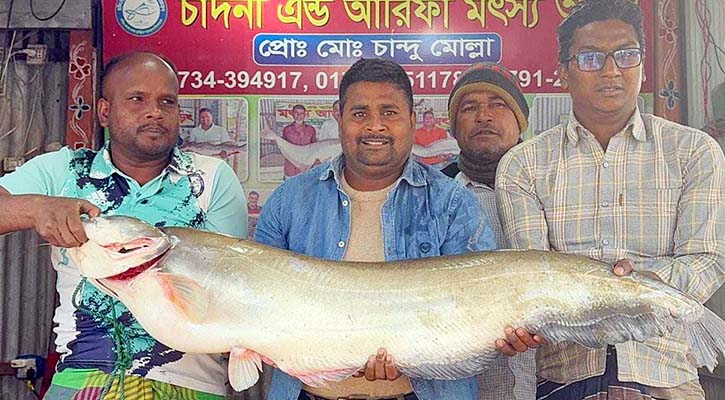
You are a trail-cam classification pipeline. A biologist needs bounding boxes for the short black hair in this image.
[249,190,259,197]
[292,104,306,112]
[102,51,178,97]
[339,58,413,115]
[423,110,435,117]
[557,0,644,64]
[198,107,212,116]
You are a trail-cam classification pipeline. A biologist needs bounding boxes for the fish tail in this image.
[686,307,725,372]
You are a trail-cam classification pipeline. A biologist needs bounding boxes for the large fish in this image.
[68,216,725,392]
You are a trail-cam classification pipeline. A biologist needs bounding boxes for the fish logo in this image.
[116,0,167,37]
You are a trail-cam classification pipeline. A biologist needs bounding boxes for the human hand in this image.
[496,326,546,356]
[352,348,401,381]
[32,196,101,247]
[612,259,634,276]
[612,258,660,281]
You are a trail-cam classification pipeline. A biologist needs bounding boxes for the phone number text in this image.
[177,69,561,92]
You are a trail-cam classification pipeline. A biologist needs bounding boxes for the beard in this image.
[461,146,505,164]
[110,122,178,161]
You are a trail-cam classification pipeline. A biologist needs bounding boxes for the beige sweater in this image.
[304,174,414,398]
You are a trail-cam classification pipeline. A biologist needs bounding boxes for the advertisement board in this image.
[104,0,656,236]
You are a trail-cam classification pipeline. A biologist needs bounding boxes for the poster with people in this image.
[178,98,249,181]
[258,98,341,181]
[245,188,272,240]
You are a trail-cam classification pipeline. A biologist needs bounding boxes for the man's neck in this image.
[343,167,403,192]
[573,107,635,150]
[458,150,499,187]
[110,146,171,186]
[201,124,212,131]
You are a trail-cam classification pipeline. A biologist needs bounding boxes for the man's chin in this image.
[357,154,399,167]
[463,148,506,162]
[132,141,176,158]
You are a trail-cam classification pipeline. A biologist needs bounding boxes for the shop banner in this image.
[103,0,656,238]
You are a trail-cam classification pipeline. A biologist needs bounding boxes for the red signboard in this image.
[104,0,655,96]
[103,0,659,239]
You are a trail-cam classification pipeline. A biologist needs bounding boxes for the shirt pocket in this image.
[622,185,682,256]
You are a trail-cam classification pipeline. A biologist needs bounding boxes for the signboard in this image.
[103,0,656,237]
[105,1,654,95]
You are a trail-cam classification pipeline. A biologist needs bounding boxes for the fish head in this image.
[68,216,172,285]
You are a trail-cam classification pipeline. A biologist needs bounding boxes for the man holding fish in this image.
[495,0,725,399]
[0,52,247,399]
[255,57,496,400]
[442,61,537,399]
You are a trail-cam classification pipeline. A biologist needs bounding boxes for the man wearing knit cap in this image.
[441,62,536,400]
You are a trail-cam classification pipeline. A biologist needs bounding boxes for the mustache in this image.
[471,124,500,137]
[137,124,169,134]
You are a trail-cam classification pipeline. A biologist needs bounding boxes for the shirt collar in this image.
[455,171,493,189]
[89,141,197,180]
[565,107,646,146]
[319,154,427,188]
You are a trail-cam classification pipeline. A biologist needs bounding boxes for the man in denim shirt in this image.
[255,58,495,400]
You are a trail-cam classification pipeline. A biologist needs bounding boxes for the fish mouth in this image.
[103,237,159,254]
[106,247,171,282]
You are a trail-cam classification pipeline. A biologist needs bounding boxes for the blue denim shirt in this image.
[254,155,496,400]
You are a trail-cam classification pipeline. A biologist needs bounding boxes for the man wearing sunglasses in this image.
[495,0,724,399]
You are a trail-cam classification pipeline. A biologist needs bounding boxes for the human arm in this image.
[494,149,551,355]
[0,148,100,246]
[253,184,289,249]
[204,161,248,238]
[495,150,550,251]
[309,125,317,143]
[625,139,724,303]
[187,128,199,143]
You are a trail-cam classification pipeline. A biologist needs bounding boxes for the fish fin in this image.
[156,272,209,323]
[398,350,502,380]
[685,307,725,372]
[229,347,263,391]
[529,309,678,349]
[288,367,360,387]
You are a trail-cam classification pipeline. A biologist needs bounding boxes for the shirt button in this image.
[338,241,345,248]
[602,201,609,207]
[341,200,349,207]
[602,161,610,168]
[602,239,609,246]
